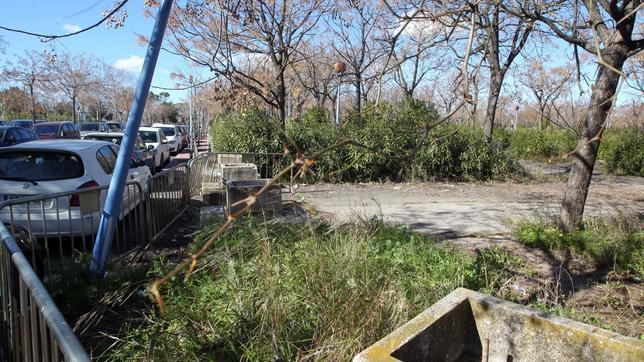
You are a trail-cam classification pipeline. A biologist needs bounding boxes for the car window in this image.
[33,124,59,138]
[80,124,100,131]
[0,151,84,181]
[159,132,167,142]
[139,131,158,143]
[135,137,146,149]
[18,128,34,140]
[96,145,118,174]
[5,129,19,143]
[160,127,176,136]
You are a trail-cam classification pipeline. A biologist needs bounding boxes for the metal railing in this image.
[0,181,146,286]
[145,163,191,241]
[0,222,89,361]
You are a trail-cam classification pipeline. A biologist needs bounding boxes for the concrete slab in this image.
[354,288,644,362]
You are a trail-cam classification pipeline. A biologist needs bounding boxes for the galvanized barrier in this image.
[0,222,89,362]
[145,163,191,241]
[0,182,146,285]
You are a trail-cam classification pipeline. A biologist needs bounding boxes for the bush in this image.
[506,127,577,160]
[286,108,343,181]
[414,125,520,181]
[109,219,516,360]
[599,128,644,176]
[514,215,643,276]
[210,107,282,153]
[342,99,435,181]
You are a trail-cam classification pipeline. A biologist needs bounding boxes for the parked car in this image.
[139,127,170,172]
[0,140,151,237]
[32,121,81,140]
[177,125,189,149]
[79,122,110,136]
[151,123,180,155]
[0,120,7,126]
[107,122,125,132]
[83,132,156,174]
[0,126,38,147]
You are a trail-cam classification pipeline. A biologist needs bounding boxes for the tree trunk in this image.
[354,77,362,113]
[539,105,545,130]
[29,84,36,121]
[484,71,503,140]
[72,95,77,124]
[559,45,627,232]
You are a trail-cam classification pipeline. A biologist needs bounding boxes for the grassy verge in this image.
[102,218,520,361]
[513,214,643,276]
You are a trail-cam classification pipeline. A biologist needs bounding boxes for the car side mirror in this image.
[147,144,154,150]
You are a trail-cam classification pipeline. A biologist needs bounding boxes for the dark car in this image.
[0,126,38,147]
[32,122,81,140]
[82,132,157,174]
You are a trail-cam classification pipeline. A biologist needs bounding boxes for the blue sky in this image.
[0,0,190,100]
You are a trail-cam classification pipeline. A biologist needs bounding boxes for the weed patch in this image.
[104,219,517,360]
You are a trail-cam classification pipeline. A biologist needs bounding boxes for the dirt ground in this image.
[290,164,644,337]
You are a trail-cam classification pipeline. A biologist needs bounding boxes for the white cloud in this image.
[114,55,144,73]
[63,24,82,32]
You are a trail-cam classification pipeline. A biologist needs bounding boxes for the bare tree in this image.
[44,52,97,123]
[330,0,385,113]
[518,60,574,130]
[2,51,49,121]
[159,0,330,131]
[506,0,643,232]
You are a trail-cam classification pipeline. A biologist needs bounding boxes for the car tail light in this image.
[69,180,99,207]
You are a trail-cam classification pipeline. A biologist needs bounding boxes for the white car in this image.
[139,127,170,171]
[152,123,180,155]
[0,140,151,237]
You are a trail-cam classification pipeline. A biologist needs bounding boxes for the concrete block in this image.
[219,163,258,182]
[226,179,282,215]
[217,153,243,164]
[354,288,644,362]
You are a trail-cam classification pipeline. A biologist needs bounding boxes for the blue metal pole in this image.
[89,0,174,278]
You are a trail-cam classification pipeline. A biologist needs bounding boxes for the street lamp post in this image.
[333,61,346,126]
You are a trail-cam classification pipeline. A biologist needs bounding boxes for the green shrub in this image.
[286,108,343,181]
[414,125,520,181]
[210,107,282,153]
[514,215,643,276]
[507,127,577,160]
[108,219,517,360]
[342,99,435,181]
[599,128,644,176]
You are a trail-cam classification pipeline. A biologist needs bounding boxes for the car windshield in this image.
[108,123,121,131]
[11,121,32,128]
[80,124,100,131]
[139,131,158,143]
[33,125,59,137]
[0,151,84,181]
[160,127,175,136]
[85,135,123,145]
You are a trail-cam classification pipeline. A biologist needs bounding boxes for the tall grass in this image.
[105,218,515,361]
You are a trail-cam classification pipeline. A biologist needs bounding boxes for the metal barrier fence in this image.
[0,222,89,361]
[144,163,191,241]
[0,182,145,286]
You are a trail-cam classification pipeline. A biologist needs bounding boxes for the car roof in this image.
[139,127,162,132]
[3,139,112,152]
[83,132,127,137]
[152,123,177,127]
[33,121,69,126]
